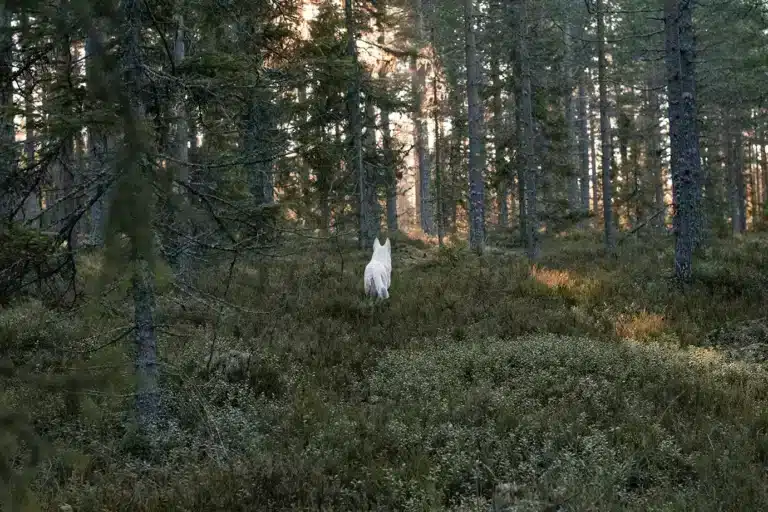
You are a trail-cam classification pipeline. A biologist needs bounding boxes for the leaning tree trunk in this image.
[596,0,615,252]
[465,0,485,253]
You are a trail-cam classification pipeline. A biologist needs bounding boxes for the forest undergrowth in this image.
[3,229,768,510]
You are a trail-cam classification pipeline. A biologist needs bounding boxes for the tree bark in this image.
[380,92,399,233]
[432,30,444,246]
[86,28,110,246]
[564,15,579,212]
[518,0,538,260]
[0,3,14,221]
[120,0,161,433]
[465,0,485,253]
[596,0,615,251]
[411,0,433,235]
[578,78,590,216]
[665,0,703,280]
[491,53,508,227]
[345,0,373,248]
[19,14,40,227]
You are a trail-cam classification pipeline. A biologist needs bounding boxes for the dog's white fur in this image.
[364,238,391,299]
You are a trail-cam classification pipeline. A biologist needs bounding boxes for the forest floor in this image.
[3,229,768,510]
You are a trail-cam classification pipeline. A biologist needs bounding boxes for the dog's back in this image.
[364,238,391,299]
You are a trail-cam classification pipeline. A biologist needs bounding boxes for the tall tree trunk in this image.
[411,0,433,234]
[617,108,631,225]
[0,3,14,221]
[120,0,160,433]
[733,118,747,233]
[589,81,599,216]
[244,95,276,208]
[514,67,527,245]
[578,78,590,216]
[447,85,463,234]
[518,0,538,259]
[761,121,767,221]
[50,33,77,240]
[363,87,380,238]
[432,32,444,246]
[380,100,399,234]
[564,15,579,212]
[344,0,372,248]
[665,0,703,280]
[377,51,399,232]
[491,54,508,227]
[168,14,191,272]
[465,0,485,253]
[20,14,40,226]
[596,0,615,251]
[646,74,665,230]
[86,29,110,246]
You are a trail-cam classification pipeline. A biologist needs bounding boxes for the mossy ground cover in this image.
[2,231,768,510]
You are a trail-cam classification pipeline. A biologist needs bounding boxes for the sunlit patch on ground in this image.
[530,265,575,290]
[615,310,666,341]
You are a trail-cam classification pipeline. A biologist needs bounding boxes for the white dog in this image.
[364,237,391,299]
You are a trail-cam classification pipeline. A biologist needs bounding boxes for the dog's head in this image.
[372,237,391,258]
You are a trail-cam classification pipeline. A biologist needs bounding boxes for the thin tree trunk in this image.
[377,44,399,232]
[596,0,614,251]
[491,54,508,227]
[647,74,665,230]
[344,0,371,248]
[380,99,399,233]
[747,128,757,227]
[170,14,191,272]
[590,81,599,216]
[734,120,747,233]
[518,0,537,259]
[465,0,485,253]
[20,14,40,226]
[761,122,767,221]
[411,0,433,234]
[578,79,590,216]
[515,70,527,245]
[363,88,380,238]
[86,29,109,246]
[564,15,579,212]
[0,3,14,221]
[432,30,444,246]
